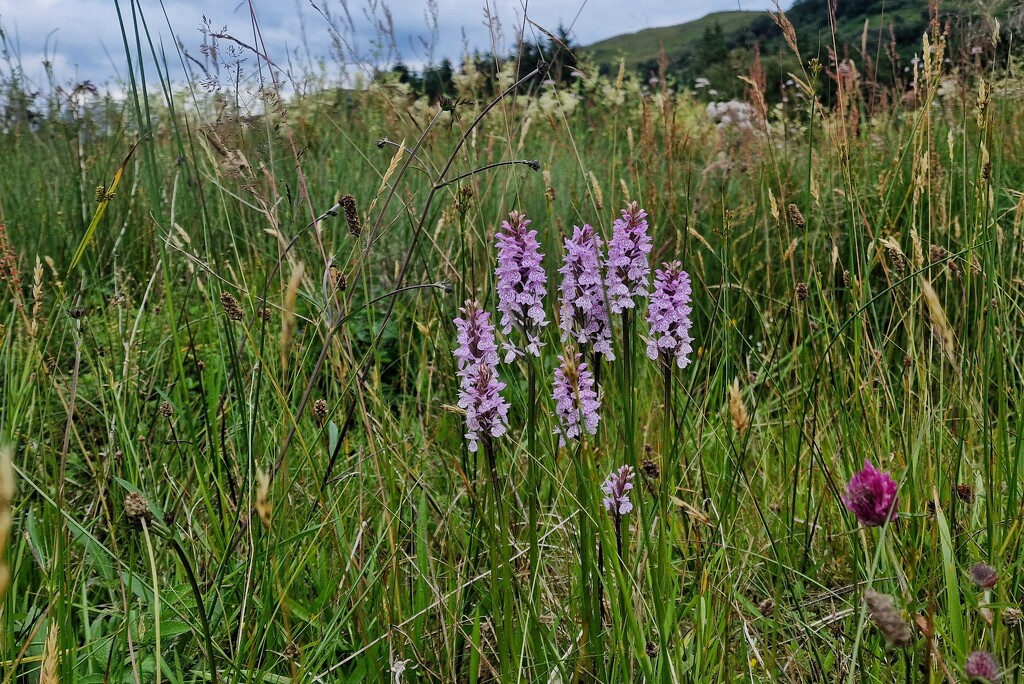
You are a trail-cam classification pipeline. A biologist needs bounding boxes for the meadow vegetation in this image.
[1,2,1024,682]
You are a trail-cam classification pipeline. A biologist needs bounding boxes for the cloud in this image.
[0,0,782,90]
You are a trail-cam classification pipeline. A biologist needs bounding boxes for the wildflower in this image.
[494,211,548,361]
[841,460,899,527]
[558,225,615,359]
[453,301,509,453]
[452,301,500,378]
[864,589,914,648]
[552,352,600,446]
[458,362,510,453]
[965,650,1001,682]
[158,401,174,418]
[602,465,635,516]
[312,398,328,419]
[605,202,652,313]
[646,262,694,369]
[970,562,998,590]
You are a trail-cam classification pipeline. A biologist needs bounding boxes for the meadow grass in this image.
[1,3,1024,682]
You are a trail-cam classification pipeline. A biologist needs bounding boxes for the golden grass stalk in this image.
[40,621,59,684]
[921,279,958,367]
[280,262,305,371]
[729,378,750,434]
[0,444,13,601]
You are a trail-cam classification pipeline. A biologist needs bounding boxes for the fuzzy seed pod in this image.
[864,589,914,648]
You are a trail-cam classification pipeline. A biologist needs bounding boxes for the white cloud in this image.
[0,0,784,88]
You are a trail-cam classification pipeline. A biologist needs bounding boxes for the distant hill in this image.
[580,0,999,100]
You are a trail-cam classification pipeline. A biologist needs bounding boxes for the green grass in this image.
[1,3,1024,683]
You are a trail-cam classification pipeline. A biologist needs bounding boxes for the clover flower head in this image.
[841,460,899,527]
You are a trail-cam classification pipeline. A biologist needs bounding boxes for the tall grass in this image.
[1,1,1024,682]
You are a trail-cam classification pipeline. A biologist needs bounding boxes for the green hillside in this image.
[581,0,997,98]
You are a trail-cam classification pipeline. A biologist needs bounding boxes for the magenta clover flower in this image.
[552,352,601,447]
[558,224,615,359]
[841,460,899,527]
[602,465,635,516]
[606,202,652,314]
[646,261,694,369]
[965,650,1001,683]
[494,210,548,362]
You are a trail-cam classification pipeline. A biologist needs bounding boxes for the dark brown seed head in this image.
[159,401,174,418]
[340,194,361,237]
[645,640,659,658]
[124,492,153,524]
[787,203,805,228]
[888,247,906,273]
[220,292,244,321]
[955,483,975,504]
[758,597,776,616]
[641,458,660,479]
[1001,607,1022,628]
[930,244,946,263]
[795,282,809,301]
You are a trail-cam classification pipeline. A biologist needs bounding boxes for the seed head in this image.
[159,401,174,418]
[795,282,809,301]
[787,203,805,228]
[641,458,660,479]
[313,398,328,419]
[864,589,914,648]
[220,292,244,321]
[340,194,361,237]
[124,492,153,524]
[1000,607,1021,628]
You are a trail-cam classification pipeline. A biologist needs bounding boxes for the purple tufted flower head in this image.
[965,650,1001,682]
[494,210,548,361]
[841,460,899,527]
[458,362,511,453]
[606,202,652,314]
[970,562,998,590]
[552,351,601,447]
[453,300,509,453]
[453,300,499,378]
[558,225,615,359]
[602,465,635,516]
[646,262,694,369]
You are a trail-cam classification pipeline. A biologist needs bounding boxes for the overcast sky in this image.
[0,0,786,90]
